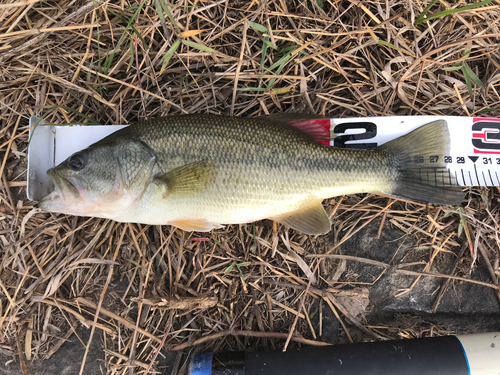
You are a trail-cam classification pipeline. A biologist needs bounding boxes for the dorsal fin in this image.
[287,118,331,144]
[257,113,331,143]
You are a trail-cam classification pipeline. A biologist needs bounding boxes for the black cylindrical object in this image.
[189,332,500,375]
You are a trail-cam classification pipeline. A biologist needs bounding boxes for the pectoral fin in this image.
[154,160,217,198]
[270,201,331,235]
[169,218,223,232]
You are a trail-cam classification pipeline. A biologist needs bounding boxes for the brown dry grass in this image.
[1,0,500,374]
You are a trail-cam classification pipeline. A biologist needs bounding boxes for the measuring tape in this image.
[320,115,500,187]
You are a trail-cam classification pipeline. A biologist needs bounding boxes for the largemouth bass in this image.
[39,115,464,234]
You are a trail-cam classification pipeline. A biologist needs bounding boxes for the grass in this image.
[443,48,483,97]
[414,0,493,26]
[1,0,500,374]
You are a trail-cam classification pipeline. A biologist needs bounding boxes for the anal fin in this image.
[270,201,331,235]
[169,218,223,232]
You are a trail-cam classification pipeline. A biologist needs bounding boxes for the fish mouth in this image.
[39,169,81,210]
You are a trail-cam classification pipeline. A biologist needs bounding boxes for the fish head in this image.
[39,136,156,218]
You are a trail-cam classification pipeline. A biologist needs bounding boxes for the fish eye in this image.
[68,153,87,171]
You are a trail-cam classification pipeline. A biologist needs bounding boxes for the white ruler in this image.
[322,115,500,187]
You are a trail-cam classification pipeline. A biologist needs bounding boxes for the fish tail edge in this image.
[376,120,464,206]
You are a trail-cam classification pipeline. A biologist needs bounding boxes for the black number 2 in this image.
[333,122,377,149]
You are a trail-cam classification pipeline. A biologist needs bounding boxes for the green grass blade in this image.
[127,42,134,71]
[376,40,398,50]
[442,66,463,71]
[225,261,236,274]
[267,59,288,87]
[100,47,111,76]
[376,39,415,57]
[158,0,181,35]
[415,0,438,25]
[104,4,145,73]
[160,39,180,74]
[236,87,267,91]
[260,36,270,71]
[108,9,149,50]
[458,214,466,238]
[261,47,298,87]
[280,45,299,54]
[248,21,268,33]
[237,261,250,280]
[210,236,225,249]
[463,64,483,87]
[155,0,170,38]
[262,38,275,49]
[462,66,473,97]
[477,108,500,113]
[182,39,218,53]
[442,211,453,219]
[481,191,489,207]
[415,0,492,26]
[265,48,296,73]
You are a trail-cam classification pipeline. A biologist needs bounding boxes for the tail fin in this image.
[376,120,464,205]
